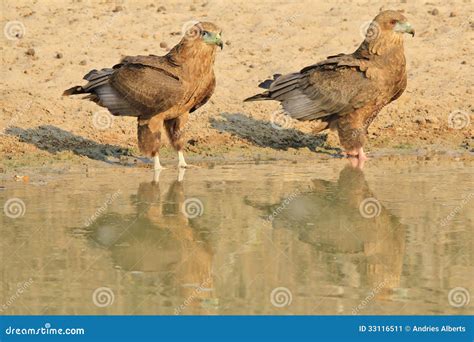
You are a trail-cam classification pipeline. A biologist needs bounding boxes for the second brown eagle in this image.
[245,10,414,164]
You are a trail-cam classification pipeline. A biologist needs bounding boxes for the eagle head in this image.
[182,21,224,50]
[372,10,415,38]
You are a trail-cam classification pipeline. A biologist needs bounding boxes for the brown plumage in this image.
[245,10,414,165]
[64,22,223,169]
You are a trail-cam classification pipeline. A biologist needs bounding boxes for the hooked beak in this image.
[215,34,224,50]
[395,21,415,37]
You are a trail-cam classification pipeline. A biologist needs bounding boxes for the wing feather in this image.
[267,56,376,121]
[109,61,184,116]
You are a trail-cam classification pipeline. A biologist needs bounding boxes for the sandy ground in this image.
[1,0,473,170]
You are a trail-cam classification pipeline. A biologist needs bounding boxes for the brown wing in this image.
[118,54,178,71]
[264,55,378,121]
[110,58,184,117]
[66,55,184,117]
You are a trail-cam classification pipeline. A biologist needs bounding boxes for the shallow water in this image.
[1,158,473,315]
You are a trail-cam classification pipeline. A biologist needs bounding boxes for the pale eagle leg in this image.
[153,168,162,183]
[178,167,186,182]
[357,147,368,162]
[154,155,165,170]
[178,151,188,169]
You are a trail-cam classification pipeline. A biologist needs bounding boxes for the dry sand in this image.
[1,0,473,170]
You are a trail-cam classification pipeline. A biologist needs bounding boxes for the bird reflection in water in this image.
[267,166,407,309]
[85,170,216,314]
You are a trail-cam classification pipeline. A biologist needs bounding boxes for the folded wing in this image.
[64,55,184,117]
[246,55,378,122]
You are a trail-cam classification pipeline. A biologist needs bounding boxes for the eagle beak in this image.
[395,21,415,37]
[215,34,224,50]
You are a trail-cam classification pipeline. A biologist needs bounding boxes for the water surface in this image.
[1,158,473,315]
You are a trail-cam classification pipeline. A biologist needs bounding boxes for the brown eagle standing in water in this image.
[245,10,414,165]
[64,22,223,170]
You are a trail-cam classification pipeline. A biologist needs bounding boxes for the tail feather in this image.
[245,73,304,102]
[63,86,85,96]
[258,74,281,89]
[244,92,271,102]
[63,67,137,116]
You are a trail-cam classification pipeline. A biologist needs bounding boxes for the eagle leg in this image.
[153,168,163,183]
[357,147,368,162]
[138,117,166,170]
[347,147,368,169]
[165,115,191,169]
[153,155,165,170]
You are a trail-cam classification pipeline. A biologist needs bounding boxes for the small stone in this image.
[79,59,87,65]
[449,11,457,17]
[26,48,35,56]
[413,116,426,125]
[461,60,466,64]
[157,6,166,13]
[225,40,231,46]
[425,116,438,124]
[159,41,168,49]
[112,5,123,12]
[55,52,63,59]
[429,8,439,16]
